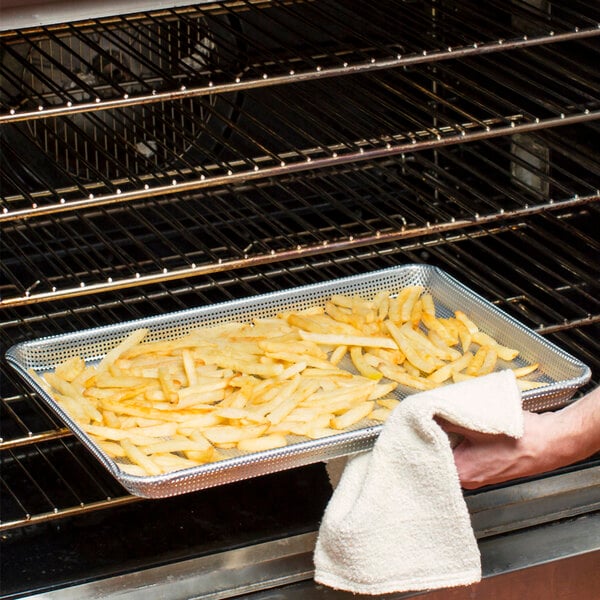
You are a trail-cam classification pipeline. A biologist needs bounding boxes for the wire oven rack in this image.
[1,0,600,536]
[1,0,599,221]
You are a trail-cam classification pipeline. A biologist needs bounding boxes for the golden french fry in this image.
[299,330,398,350]
[516,379,546,390]
[98,440,127,458]
[331,401,374,429]
[368,347,406,365]
[116,462,149,477]
[472,331,519,361]
[377,397,400,410]
[259,339,328,359]
[367,381,398,400]
[477,346,498,376]
[466,346,489,376]
[350,346,383,380]
[97,329,149,372]
[286,313,329,333]
[512,363,540,378]
[305,427,342,439]
[120,439,162,476]
[369,407,392,422]
[399,285,424,323]
[237,434,288,453]
[184,431,217,463]
[384,321,440,374]
[325,301,356,326]
[455,319,473,353]
[410,298,423,329]
[140,437,215,455]
[329,294,354,309]
[54,356,86,382]
[152,453,202,472]
[202,424,268,446]
[181,349,197,386]
[94,373,151,390]
[454,311,479,335]
[329,345,348,366]
[374,290,390,321]
[400,323,461,361]
[378,362,438,390]
[428,351,474,384]
[422,312,457,347]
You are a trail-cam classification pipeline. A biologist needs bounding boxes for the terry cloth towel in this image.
[314,369,523,595]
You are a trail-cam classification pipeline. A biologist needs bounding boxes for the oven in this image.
[1,1,599,598]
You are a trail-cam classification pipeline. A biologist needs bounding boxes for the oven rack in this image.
[1,12,599,218]
[2,224,599,532]
[1,0,599,122]
[2,128,599,307]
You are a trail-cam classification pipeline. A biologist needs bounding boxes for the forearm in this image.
[556,385,600,464]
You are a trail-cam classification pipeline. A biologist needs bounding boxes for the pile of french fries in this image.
[37,285,543,477]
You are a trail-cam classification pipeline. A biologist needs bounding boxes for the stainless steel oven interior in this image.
[1,1,599,599]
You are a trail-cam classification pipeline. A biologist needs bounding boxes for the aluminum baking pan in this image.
[6,264,591,498]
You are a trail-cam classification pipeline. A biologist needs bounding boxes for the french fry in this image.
[466,346,489,376]
[237,434,288,453]
[384,321,441,374]
[399,285,424,323]
[472,331,519,361]
[378,362,438,390]
[120,439,162,476]
[516,379,546,390]
[454,311,479,336]
[54,356,86,382]
[512,363,540,378]
[377,397,400,410]
[369,407,392,421]
[350,346,383,380]
[477,345,498,376]
[331,401,374,429]
[374,290,390,321]
[97,329,149,372]
[299,330,397,350]
[428,351,474,384]
[329,345,348,366]
[202,424,269,446]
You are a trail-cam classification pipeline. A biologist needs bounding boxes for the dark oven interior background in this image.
[1,1,599,598]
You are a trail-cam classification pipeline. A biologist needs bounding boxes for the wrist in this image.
[553,391,600,465]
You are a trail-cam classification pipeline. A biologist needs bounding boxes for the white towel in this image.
[314,369,523,595]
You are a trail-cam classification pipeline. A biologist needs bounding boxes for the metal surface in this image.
[12,471,600,599]
[9,264,589,498]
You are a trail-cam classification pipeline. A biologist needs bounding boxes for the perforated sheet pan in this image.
[6,264,591,498]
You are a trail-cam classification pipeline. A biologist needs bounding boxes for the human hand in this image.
[439,410,574,489]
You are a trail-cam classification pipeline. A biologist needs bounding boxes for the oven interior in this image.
[1,1,599,598]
